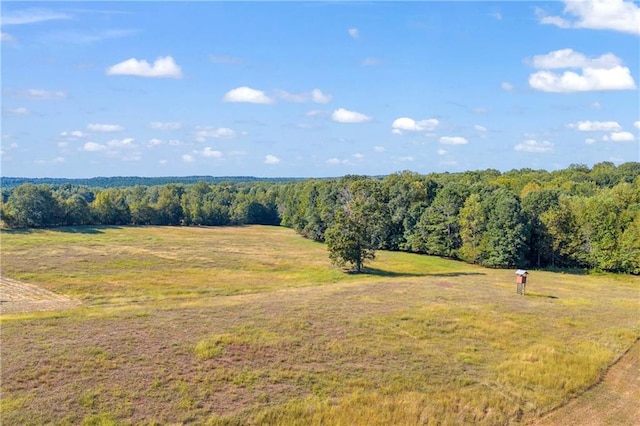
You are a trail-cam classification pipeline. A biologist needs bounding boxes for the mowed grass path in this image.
[1,226,638,425]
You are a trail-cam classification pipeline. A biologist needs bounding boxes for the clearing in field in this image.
[0,276,81,314]
[1,226,638,425]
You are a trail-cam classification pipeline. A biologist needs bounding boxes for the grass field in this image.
[1,225,638,425]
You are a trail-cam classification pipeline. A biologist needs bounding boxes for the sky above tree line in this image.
[1,0,639,178]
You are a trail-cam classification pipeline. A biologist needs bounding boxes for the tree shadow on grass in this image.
[526,292,559,299]
[355,268,487,278]
[2,225,121,235]
[351,267,426,278]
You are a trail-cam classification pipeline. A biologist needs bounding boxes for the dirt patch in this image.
[0,277,81,314]
[533,338,640,426]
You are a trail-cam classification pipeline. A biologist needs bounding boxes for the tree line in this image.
[1,162,638,274]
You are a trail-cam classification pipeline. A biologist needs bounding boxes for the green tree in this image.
[2,184,62,228]
[457,193,486,263]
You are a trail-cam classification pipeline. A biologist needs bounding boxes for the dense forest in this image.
[2,162,639,274]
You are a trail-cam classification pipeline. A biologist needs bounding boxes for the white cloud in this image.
[202,147,223,158]
[332,108,372,123]
[107,56,183,79]
[353,152,364,159]
[275,88,332,104]
[305,110,326,117]
[169,139,183,146]
[474,125,487,132]
[87,123,124,132]
[374,146,385,153]
[326,158,341,165]
[394,156,415,162]
[147,138,163,147]
[1,8,71,25]
[538,0,640,35]
[53,156,64,163]
[348,28,359,39]
[106,137,135,148]
[311,89,332,104]
[182,154,195,163]
[585,138,597,144]
[159,159,168,165]
[568,120,622,131]
[514,140,554,153]
[609,131,636,142]
[589,101,603,109]
[529,66,636,92]
[391,117,439,133]
[531,49,622,69]
[60,130,87,138]
[194,126,237,142]
[58,142,68,148]
[501,82,514,91]
[265,154,280,164]
[440,136,469,145]
[437,149,448,155]
[223,86,273,104]
[529,49,636,93]
[1,32,15,42]
[150,121,181,130]
[83,142,106,152]
[634,121,640,129]
[9,89,67,100]
[3,107,29,116]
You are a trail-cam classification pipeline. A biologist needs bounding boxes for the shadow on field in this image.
[526,292,559,299]
[358,267,426,278]
[54,226,119,234]
[426,272,486,277]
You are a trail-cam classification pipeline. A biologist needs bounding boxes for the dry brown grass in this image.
[1,226,638,425]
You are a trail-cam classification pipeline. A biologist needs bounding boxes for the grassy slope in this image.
[1,226,638,425]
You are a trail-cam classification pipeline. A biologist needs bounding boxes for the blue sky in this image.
[1,1,639,178]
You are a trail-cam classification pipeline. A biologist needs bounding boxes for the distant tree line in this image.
[1,162,638,274]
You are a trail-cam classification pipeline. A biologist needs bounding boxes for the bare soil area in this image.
[534,339,640,426]
[0,277,81,314]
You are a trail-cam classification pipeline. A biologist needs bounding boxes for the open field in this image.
[1,225,639,425]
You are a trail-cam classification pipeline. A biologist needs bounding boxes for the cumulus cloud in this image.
[202,147,223,158]
[275,88,332,104]
[440,136,468,145]
[634,121,640,129]
[609,131,635,142]
[537,0,640,35]
[223,86,273,104]
[568,120,622,131]
[87,123,124,132]
[1,8,71,25]
[529,65,636,92]
[150,121,181,130]
[332,108,372,123]
[392,117,439,133]
[437,149,448,155]
[374,146,385,153]
[83,142,106,152]
[529,49,636,93]
[182,154,195,163]
[147,138,163,147]
[107,56,183,79]
[265,154,280,164]
[326,158,341,165]
[514,140,554,153]
[106,137,135,148]
[501,82,514,91]
[1,32,15,42]
[589,101,603,109]
[60,130,86,138]
[348,28,359,39]
[585,138,597,144]
[195,126,237,142]
[474,125,488,132]
[532,49,622,69]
